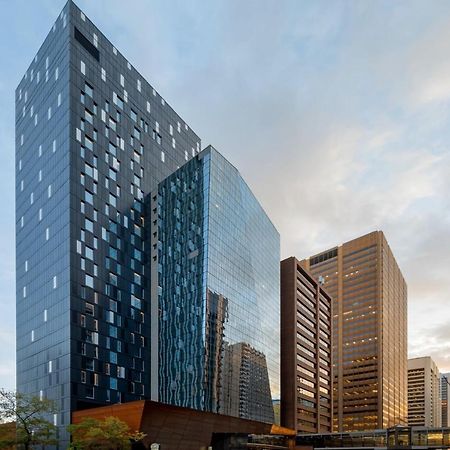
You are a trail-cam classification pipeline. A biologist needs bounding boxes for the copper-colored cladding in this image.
[281,258,333,434]
[72,400,296,450]
[300,231,408,432]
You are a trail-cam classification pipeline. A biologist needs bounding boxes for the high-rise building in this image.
[15,0,198,443]
[150,146,280,423]
[440,373,450,427]
[407,357,441,427]
[300,231,407,432]
[16,3,281,444]
[280,257,333,433]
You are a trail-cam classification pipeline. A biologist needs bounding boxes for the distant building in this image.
[441,373,450,427]
[408,357,441,427]
[280,257,333,433]
[150,146,280,423]
[300,231,408,431]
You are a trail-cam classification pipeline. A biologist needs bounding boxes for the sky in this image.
[0,0,450,390]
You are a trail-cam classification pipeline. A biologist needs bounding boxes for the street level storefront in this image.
[72,400,296,450]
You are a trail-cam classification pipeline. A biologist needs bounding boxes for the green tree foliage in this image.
[0,389,57,450]
[67,416,146,450]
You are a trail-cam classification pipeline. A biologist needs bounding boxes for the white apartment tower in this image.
[408,357,441,427]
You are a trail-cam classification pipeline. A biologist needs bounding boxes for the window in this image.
[53,276,57,289]
[48,184,52,198]
[53,139,56,153]
[31,330,34,342]
[48,360,53,373]
[47,107,52,120]
[110,378,117,390]
[55,67,59,80]
[58,92,62,106]
[93,33,98,48]
[85,82,93,98]
[44,309,48,322]
[85,109,93,124]
[101,68,106,82]
[137,79,141,92]
[146,101,150,113]
[85,274,94,288]
[81,60,86,75]
[46,228,50,241]
[131,109,137,122]
[109,193,117,208]
[85,246,94,260]
[85,218,94,233]
[85,190,94,205]
[86,358,94,371]
[120,74,124,87]
[161,151,165,162]
[85,303,94,316]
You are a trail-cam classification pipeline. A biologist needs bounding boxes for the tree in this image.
[67,416,146,450]
[0,389,57,450]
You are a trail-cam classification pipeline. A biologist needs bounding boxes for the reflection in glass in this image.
[155,146,280,423]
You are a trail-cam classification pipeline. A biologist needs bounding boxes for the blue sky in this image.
[1,0,450,389]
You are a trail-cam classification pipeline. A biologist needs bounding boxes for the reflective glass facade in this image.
[151,147,280,423]
[16,1,201,445]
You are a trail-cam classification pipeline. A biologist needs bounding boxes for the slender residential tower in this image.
[16,2,201,443]
[300,231,407,432]
[280,257,333,433]
[408,357,441,427]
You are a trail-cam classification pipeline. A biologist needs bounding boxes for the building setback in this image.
[441,373,450,427]
[150,146,280,423]
[300,231,407,432]
[408,357,441,427]
[281,257,333,433]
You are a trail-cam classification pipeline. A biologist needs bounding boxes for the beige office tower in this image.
[300,231,407,432]
[441,373,450,427]
[408,357,441,427]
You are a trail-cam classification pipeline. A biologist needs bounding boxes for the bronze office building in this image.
[281,257,333,434]
[300,231,407,432]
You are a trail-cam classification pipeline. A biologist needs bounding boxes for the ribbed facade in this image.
[441,373,450,427]
[281,258,333,433]
[300,231,407,432]
[408,357,441,427]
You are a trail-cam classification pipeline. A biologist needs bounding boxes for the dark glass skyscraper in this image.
[15,1,280,444]
[150,147,280,423]
[16,0,200,443]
